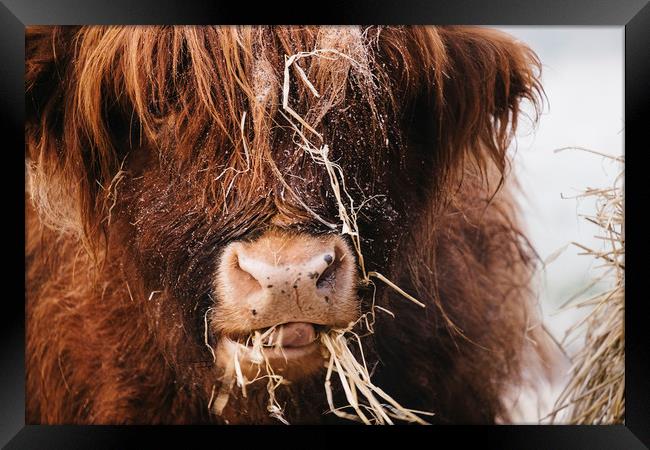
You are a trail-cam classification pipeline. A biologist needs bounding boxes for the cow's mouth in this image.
[257,322,321,346]
[239,322,323,355]
[217,322,328,379]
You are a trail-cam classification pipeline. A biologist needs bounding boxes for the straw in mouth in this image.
[242,322,320,349]
[209,41,433,425]
[211,323,324,423]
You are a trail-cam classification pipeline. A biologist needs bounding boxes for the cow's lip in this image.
[220,335,321,363]
[227,322,325,347]
[220,322,325,363]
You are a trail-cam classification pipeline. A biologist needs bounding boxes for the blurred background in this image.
[494,26,624,422]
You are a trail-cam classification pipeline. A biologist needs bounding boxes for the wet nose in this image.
[215,231,357,327]
[237,250,337,294]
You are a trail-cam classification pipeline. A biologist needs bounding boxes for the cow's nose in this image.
[215,232,357,328]
[237,250,338,295]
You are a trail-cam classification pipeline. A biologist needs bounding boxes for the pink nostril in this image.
[221,246,265,299]
[233,253,266,289]
[235,259,262,287]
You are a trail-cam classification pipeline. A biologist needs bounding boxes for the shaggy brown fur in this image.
[26,25,552,424]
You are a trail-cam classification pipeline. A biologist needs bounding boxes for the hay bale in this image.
[550,149,624,424]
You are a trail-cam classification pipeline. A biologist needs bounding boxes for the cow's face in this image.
[25,25,542,417]
[112,93,430,383]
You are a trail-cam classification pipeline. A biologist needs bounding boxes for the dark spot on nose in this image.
[252,309,257,316]
[293,285,298,289]
[308,272,319,280]
[324,254,333,264]
[324,296,330,303]
[285,267,290,271]
[267,285,273,288]
[281,290,285,294]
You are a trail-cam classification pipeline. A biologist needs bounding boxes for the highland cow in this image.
[25,25,553,424]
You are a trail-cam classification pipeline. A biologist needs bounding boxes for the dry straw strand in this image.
[213,35,433,425]
[280,44,433,424]
[548,148,624,425]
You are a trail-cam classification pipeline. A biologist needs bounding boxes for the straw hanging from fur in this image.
[279,44,432,424]
[321,328,433,424]
[212,39,433,425]
[281,48,426,310]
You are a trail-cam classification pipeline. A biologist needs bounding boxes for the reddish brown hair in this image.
[26,25,551,424]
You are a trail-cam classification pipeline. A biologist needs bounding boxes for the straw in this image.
[547,149,624,424]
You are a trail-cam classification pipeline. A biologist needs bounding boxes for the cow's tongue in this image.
[274,322,316,347]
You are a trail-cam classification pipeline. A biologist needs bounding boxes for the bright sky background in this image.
[495,26,624,346]
[492,27,624,421]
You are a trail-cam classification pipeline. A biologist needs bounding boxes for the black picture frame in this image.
[1,0,648,448]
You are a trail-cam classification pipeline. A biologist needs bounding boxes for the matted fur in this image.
[26,25,551,424]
